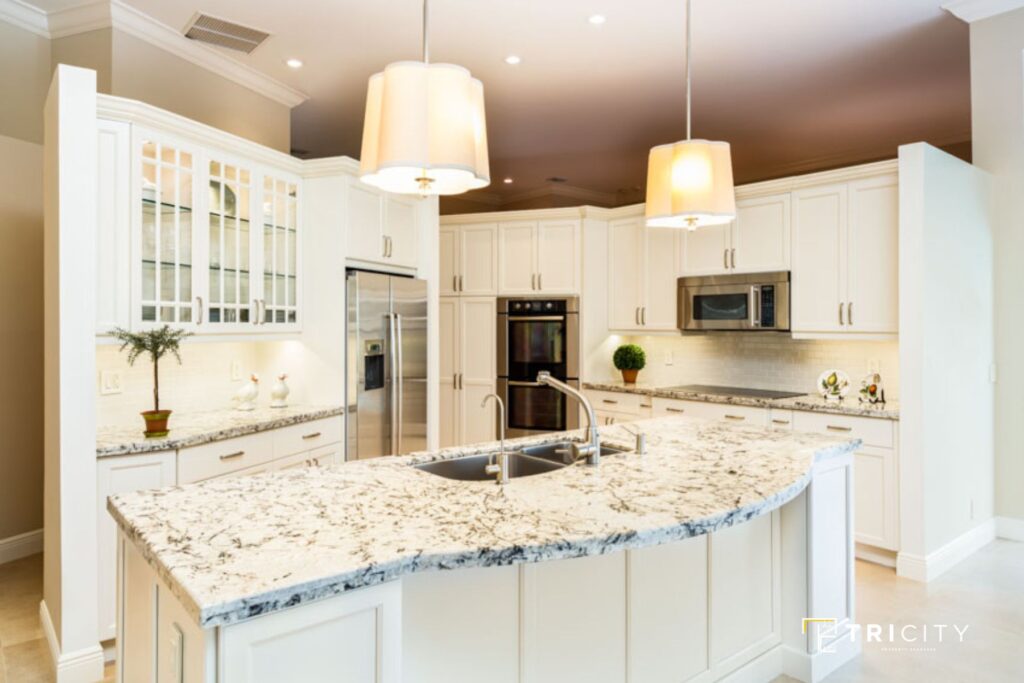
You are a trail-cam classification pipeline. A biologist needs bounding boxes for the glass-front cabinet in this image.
[130,128,300,334]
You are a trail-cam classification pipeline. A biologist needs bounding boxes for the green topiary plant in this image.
[613,344,646,384]
[111,325,192,437]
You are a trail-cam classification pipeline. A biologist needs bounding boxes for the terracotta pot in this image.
[141,410,172,439]
[620,369,639,384]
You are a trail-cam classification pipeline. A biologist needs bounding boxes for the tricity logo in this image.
[802,618,970,654]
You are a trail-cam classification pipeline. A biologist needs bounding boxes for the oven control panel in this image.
[507,300,568,314]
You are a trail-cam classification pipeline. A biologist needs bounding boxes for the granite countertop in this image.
[108,416,859,628]
[583,381,900,420]
[97,405,345,457]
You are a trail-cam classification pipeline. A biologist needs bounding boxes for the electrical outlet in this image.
[664,350,674,366]
[230,359,243,381]
[99,369,123,395]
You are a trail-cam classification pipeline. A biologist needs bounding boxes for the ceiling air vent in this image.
[183,13,270,54]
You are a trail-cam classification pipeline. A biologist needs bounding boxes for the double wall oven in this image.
[497,297,580,438]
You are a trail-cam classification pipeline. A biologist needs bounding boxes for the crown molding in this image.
[301,156,362,178]
[8,0,307,108]
[943,0,1024,22]
[0,0,48,37]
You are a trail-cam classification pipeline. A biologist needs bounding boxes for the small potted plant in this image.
[111,325,192,438]
[613,344,646,384]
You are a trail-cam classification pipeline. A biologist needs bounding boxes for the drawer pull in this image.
[219,451,245,461]
[602,399,619,405]
[724,415,745,421]
[772,419,791,425]
[827,425,853,432]
[302,431,323,440]
[640,404,652,409]
[665,407,685,414]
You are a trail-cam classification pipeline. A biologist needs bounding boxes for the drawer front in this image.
[651,397,703,417]
[653,398,768,426]
[768,409,794,430]
[272,417,344,458]
[595,409,637,426]
[178,432,276,484]
[588,390,642,415]
[791,411,894,449]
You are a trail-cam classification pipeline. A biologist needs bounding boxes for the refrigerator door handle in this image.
[388,312,398,455]
[395,312,404,455]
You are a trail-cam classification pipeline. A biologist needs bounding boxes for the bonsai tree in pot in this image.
[613,344,646,384]
[111,325,192,438]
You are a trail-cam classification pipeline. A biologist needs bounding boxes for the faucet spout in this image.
[536,371,601,465]
[481,393,509,484]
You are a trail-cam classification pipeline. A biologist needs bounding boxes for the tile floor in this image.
[1,541,1021,682]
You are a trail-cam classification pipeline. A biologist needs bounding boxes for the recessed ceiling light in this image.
[504,55,521,65]
[503,177,514,184]
[588,14,606,25]
[285,58,303,69]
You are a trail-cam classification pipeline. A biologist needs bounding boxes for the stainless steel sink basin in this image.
[415,452,565,481]
[520,441,628,465]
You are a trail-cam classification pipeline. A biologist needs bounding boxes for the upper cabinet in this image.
[497,219,581,295]
[607,217,680,332]
[791,175,898,338]
[441,223,499,296]
[344,176,420,271]
[680,193,791,276]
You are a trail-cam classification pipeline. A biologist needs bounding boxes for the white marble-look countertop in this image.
[108,416,859,628]
[97,405,345,457]
[583,381,899,420]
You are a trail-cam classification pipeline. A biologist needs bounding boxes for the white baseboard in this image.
[995,516,1024,542]
[39,600,105,683]
[0,528,43,565]
[783,635,862,683]
[854,543,897,568]
[896,519,996,582]
[718,644,783,683]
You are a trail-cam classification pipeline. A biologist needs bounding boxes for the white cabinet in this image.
[439,296,497,447]
[345,177,420,270]
[96,119,131,333]
[497,219,581,295]
[652,397,769,427]
[681,193,790,276]
[440,223,498,295]
[792,175,897,337]
[607,217,681,331]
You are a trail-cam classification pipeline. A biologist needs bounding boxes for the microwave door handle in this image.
[750,286,761,327]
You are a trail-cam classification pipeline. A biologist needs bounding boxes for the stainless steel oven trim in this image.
[497,296,580,380]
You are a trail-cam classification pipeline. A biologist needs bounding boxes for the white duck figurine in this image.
[270,373,290,408]
[233,373,260,411]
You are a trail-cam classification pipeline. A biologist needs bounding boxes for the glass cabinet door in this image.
[207,159,254,327]
[139,138,196,325]
[261,176,299,326]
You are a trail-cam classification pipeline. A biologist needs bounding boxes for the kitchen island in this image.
[109,415,861,683]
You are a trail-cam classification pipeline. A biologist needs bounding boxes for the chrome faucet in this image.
[481,394,509,484]
[536,371,601,465]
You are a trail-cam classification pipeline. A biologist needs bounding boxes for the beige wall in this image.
[970,8,1024,522]
[0,135,44,541]
[0,21,50,143]
[50,28,113,95]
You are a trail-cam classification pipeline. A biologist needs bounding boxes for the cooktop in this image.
[664,384,806,400]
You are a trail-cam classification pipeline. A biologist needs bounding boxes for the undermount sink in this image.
[415,452,565,481]
[520,441,628,465]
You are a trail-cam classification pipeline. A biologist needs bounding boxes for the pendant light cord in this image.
[423,0,430,63]
[686,0,691,141]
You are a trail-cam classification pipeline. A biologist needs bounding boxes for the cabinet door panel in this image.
[536,219,580,293]
[259,173,301,329]
[207,156,257,329]
[97,119,131,333]
[346,180,383,263]
[792,183,847,333]
[438,297,460,447]
[607,218,643,330]
[681,222,731,276]
[854,447,898,550]
[384,196,418,268]
[460,223,498,295]
[733,193,790,273]
[498,221,537,294]
[847,176,898,333]
[643,227,680,329]
[459,297,496,444]
[439,227,458,295]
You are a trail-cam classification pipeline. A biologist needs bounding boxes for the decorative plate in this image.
[859,373,884,404]
[817,369,850,401]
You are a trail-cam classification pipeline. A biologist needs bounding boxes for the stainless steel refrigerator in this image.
[346,270,428,460]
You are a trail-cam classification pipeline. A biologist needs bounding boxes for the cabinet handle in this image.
[640,404,652,409]
[730,248,736,269]
[602,399,619,405]
[195,296,204,325]
[452,275,458,292]
[724,414,746,421]
[838,302,845,326]
[538,273,543,290]
[848,301,853,326]
[459,275,464,292]
[382,235,388,258]
[260,299,268,325]
[302,431,322,440]
[665,407,685,413]
[724,249,729,269]
[640,307,646,325]
[635,307,640,325]
[389,236,394,257]
[219,450,245,461]
[772,419,791,425]
[252,300,260,325]
[826,425,853,432]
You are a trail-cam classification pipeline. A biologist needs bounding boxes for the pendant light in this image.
[359,0,490,196]
[645,0,735,229]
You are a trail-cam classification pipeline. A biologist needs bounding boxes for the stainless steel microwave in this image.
[677,271,791,331]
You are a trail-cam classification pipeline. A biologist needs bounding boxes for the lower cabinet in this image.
[652,397,770,427]
[439,296,496,447]
[97,417,343,641]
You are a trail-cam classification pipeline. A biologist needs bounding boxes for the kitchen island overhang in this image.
[109,416,862,682]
